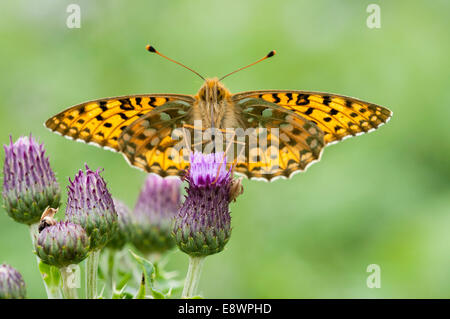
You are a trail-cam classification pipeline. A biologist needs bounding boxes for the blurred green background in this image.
[1,0,449,298]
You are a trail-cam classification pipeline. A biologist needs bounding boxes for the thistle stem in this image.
[86,249,101,299]
[182,256,205,298]
[107,249,115,295]
[29,223,62,299]
[60,266,78,299]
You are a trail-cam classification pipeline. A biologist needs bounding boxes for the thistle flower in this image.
[35,221,90,268]
[132,174,181,255]
[2,135,60,225]
[65,165,117,251]
[0,264,26,299]
[107,198,133,250]
[172,152,243,257]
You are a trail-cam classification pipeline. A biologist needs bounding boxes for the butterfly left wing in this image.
[233,90,392,145]
[117,101,195,177]
[45,94,195,152]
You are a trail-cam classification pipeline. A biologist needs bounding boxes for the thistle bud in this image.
[65,165,117,250]
[107,198,133,250]
[0,264,26,299]
[35,221,90,267]
[132,174,181,254]
[173,152,242,257]
[2,135,60,225]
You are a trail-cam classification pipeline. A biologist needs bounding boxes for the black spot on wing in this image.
[305,107,314,115]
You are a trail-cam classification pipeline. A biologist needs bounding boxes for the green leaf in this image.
[134,273,146,299]
[129,249,167,299]
[97,262,105,280]
[116,272,132,291]
[38,261,61,287]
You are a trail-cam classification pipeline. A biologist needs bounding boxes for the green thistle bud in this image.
[132,174,181,255]
[35,221,90,268]
[65,165,118,251]
[0,264,26,299]
[107,198,133,250]
[2,135,60,225]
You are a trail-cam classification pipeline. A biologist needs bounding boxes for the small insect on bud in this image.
[229,177,244,203]
[38,206,59,233]
[35,221,90,268]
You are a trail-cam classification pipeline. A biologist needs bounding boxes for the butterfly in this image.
[45,45,392,181]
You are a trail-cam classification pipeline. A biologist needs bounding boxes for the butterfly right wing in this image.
[45,94,195,152]
[228,98,325,181]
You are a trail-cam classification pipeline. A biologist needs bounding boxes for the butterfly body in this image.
[194,78,239,129]
[45,49,392,181]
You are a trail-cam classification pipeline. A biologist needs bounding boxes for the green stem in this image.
[182,256,205,298]
[60,266,78,299]
[107,249,115,294]
[86,249,101,299]
[29,223,62,299]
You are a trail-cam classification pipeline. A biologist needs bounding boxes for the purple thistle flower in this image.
[132,174,181,254]
[107,198,133,250]
[35,221,90,268]
[172,151,242,257]
[2,135,60,225]
[65,164,117,251]
[0,264,26,299]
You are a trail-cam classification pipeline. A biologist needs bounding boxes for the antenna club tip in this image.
[267,50,276,58]
[146,45,156,53]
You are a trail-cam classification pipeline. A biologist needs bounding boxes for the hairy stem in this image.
[60,266,78,299]
[107,249,115,295]
[86,249,101,299]
[182,256,205,298]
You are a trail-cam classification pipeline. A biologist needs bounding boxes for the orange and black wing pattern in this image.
[117,102,194,176]
[233,90,392,145]
[45,94,195,152]
[231,98,325,181]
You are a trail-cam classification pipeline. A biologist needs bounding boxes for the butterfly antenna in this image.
[146,45,205,81]
[219,50,276,81]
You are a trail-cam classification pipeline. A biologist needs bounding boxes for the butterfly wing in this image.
[228,98,325,181]
[117,101,194,177]
[45,94,195,152]
[233,90,392,145]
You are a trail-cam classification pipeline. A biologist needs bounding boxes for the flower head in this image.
[65,164,117,250]
[0,264,26,299]
[172,151,242,257]
[2,135,60,225]
[132,174,181,254]
[107,198,133,250]
[35,221,90,267]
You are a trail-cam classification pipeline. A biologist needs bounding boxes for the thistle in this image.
[35,221,90,268]
[107,198,133,250]
[173,151,243,298]
[173,152,241,257]
[0,264,26,299]
[2,135,60,225]
[132,174,181,255]
[65,164,117,299]
[65,164,117,250]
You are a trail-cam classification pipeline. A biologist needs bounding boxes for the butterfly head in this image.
[197,78,231,103]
